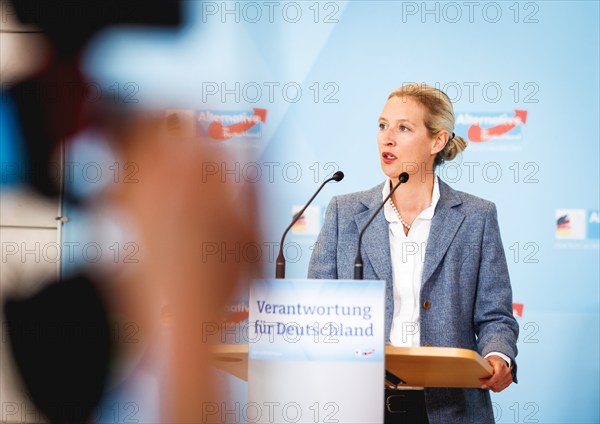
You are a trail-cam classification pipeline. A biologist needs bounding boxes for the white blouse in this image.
[383,177,440,347]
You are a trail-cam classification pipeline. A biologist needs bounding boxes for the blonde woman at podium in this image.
[308,83,518,424]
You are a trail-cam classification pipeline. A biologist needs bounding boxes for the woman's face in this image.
[377,96,442,182]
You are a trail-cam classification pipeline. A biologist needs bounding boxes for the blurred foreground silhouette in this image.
[2,1,261,422]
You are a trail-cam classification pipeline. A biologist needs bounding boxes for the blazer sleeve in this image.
[474,202,520,382]
[308,197,339,279]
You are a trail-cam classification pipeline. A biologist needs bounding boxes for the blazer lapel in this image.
[354,186,394,341]
[353,183,393,285]
[422,179,465,285]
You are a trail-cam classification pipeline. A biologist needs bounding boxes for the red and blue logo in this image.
[355,349,376,357]
[223,303,249,325]
[197,108,267,140]
[512,303,524,318]
[456,110,527,143]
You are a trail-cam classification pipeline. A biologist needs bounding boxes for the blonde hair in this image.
[388,83,467,166]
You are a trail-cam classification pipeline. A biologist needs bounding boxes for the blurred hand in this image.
[107,115,261,423]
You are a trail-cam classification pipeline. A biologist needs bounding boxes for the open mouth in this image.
[382,152,397,160]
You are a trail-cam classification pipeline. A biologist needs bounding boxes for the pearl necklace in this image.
[389,199,411,230]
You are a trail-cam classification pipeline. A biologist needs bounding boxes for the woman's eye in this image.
[379,123,387,130]
[398,125,409,132]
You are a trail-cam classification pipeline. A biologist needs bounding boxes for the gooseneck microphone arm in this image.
[276,171,344,279]
[354,172,409,280]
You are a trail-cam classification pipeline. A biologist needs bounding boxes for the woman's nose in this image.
[382,130,395,146]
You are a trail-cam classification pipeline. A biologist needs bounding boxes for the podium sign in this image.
[248,278,384,423]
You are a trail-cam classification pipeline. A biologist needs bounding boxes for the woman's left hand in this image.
[480,355,513,392]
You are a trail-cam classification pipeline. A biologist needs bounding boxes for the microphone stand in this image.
[354,173,409,280]
[276,171,344,279]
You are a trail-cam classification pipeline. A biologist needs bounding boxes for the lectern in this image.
[385,345,492,388]
[211,279,493,423]
[213,344,493,388]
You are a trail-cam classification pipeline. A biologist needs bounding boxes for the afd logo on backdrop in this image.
[291,205,320,235]
[456,110,527,143]
[197,108,267,140]
[512,303,524,319]
[223,302,249,325]
[555,209,600,240]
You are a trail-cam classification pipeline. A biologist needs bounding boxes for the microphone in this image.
[276,171,344,279]
[354,172,409,280]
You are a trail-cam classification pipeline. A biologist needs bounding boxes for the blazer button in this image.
[422,300,431,310]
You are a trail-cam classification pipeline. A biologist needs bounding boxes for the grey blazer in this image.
[308,178,519,424]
